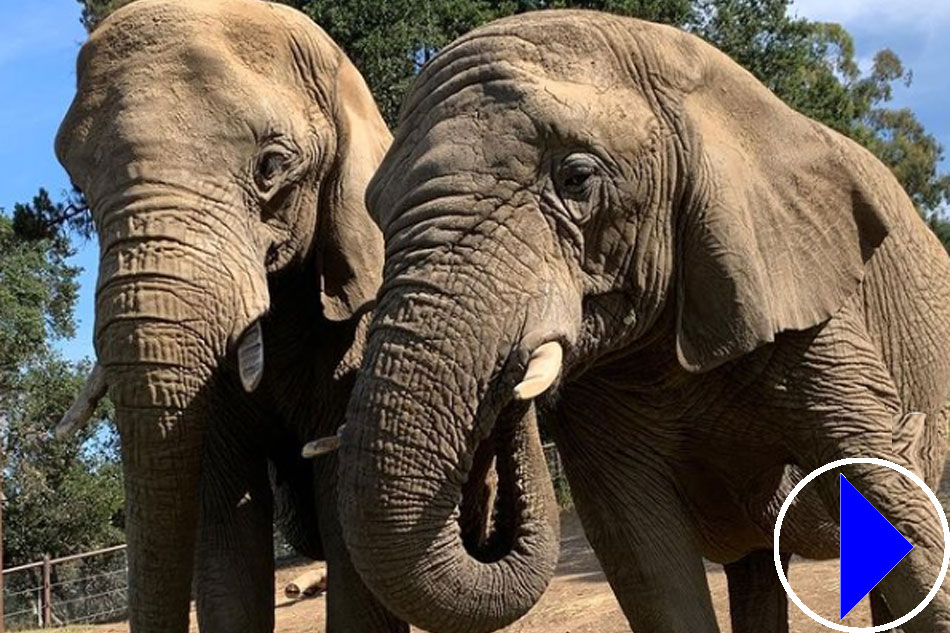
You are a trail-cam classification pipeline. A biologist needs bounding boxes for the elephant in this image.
[54,1,409,632]
[334,9,950,633]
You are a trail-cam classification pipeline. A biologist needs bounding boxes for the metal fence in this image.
[3,545,128,631]
[1,536,304,632]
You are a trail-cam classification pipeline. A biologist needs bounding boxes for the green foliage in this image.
[78,0,136,31]
[12,188,94,246]
[0,208,79,397]
[294,0,493,123]
[3,358,122,565]
[861,108,950,212]
[1,199,121,565]
[554,477,574,510]
[692,0,950,221]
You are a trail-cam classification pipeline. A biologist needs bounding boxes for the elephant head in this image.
[338,10,891,633]
[55,0,386,630]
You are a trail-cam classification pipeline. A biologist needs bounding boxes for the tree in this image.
[692,0,950,229]
[294,0,493,123]
[2,356,122,566]
[0,202,79,401]
[78,0,134,31]
[0,203,122,566]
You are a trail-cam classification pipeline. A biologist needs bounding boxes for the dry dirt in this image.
[48,511,871,633]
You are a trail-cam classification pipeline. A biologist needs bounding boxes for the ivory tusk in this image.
[54,363,108,439]
[513,341,563,401]
[302,424,346,459]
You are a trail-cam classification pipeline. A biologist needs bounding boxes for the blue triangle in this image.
[840,474,914,619]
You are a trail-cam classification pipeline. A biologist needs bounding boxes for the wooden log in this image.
[284,569,327,598]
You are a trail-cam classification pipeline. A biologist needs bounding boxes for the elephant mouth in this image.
[454,336,565,560]
[460,398,543,562]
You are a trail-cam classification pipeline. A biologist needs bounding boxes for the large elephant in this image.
[54,1,407,632]
[336,10,950,633]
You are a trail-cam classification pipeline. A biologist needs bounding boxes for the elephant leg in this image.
[724,550,790,633]
[551,414,720,633]
[194,407,275,633]
[569,459,718,633]
[314,455,408,633]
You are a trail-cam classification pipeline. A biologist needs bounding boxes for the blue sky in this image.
[0,0,92,362]
[0,0,947,364]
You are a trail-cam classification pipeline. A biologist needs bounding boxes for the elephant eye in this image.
[254,147,295,196]
[257,152,287,185]
[556,154,598,199]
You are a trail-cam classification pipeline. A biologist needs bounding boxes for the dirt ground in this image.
[45,510,870,633]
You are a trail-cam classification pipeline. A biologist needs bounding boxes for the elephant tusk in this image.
[238,320,265,393]
[513,341,563,401]
[302,424,346,459]
[55,363,108,439]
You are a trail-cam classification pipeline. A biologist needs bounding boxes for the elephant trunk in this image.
[339,280,560,633]
[114,384,207,632]
[95,201,256,632]
[101,322,214,632]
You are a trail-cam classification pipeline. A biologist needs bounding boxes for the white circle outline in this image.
[773,457,950,632]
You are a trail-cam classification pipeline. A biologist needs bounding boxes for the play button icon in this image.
[839,474,914,619]
[774,457,950,632]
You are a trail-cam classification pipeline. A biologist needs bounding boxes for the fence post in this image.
[41,555,51,628]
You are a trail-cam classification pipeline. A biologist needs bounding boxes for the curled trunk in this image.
[339,286,559,633]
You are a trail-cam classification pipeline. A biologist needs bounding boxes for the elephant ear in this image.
[318,58,390,321]
[675,49,890,373]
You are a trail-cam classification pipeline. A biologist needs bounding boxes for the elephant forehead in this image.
[387,72,657,190]
[419,25,625,99]
[66,49,292,169]
[419,10,704,101]
[62,6,330,182]
[396,15,664,161]
[86,0,336,89]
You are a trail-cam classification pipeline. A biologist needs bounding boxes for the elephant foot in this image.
[724,550,790,633]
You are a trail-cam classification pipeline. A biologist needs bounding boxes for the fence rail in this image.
[2,445,568,631]
[3,545,129,631]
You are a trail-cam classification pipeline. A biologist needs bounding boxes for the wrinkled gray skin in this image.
[55,1,407,632]
[339,10,950,633]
